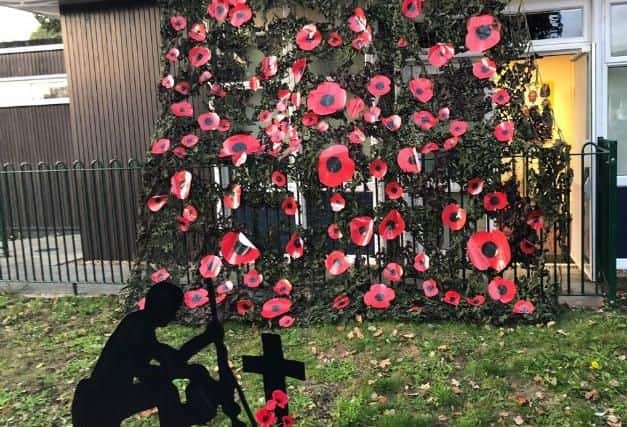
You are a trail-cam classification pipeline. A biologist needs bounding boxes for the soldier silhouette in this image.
[71,282,241,427]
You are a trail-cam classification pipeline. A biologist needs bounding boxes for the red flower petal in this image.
[332,293,351,310]
[147,195,168,212]
[428,43,455,68]
[513,300,535,314]
[198,112,221,131]
[151,268,170,283]
[327,223,342,240]
[220,231,260,265]
[171,101,193,117]
[189,46,211,68]
[170,15,187,31]
[219,134,262,159]
[467,295,486,306]
[443,290,461,306]
[383,262,404,282]
[369,159,388,179]
[272,171,287,187]
[412,110,438,130]
[385,181,404,200]
[243,269,263,288]
[317,144,355,187]
[382,115,402,132]
[188,22,207,41]
[236,299,254,316]
[285,233,304,259]
[223,183,241,210]
[363,283,395,309]
[494,121,515,143]
[473,57,497,79]
[492,88,511,105]
[442,203,467,231]
[296,24,322,51]
[378,209,406,240]
[274,278,293,296]
[325,250,350,275]
[279,315,295,328]
[330,192,346,212]
[487,277,517,303]
[347,97,366,119]
[467,230,511,272]
[230,3,252,27]
[413,252,429,272]
[289,58,307,84]
[527,210,544,231]
[450,120,468,137]
[348,7,367,32]
[483,191,508,211]
[397,147,422,174]
[466,14,501,53]
[170,170,192,200]
[467,178,484,195]
[181,134,199,148]
[350,216,374,246]
[261,298,292,319]
[184,288,209,309]
[328,32,343,47]
[402,0,423,19]
[281,196,299,215]
[208,0,229,22]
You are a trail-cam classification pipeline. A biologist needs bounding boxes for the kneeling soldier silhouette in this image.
[71,282,242,426]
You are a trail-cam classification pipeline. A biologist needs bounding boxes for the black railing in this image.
[0,141,617,301]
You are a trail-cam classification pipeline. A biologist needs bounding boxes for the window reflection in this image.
[0,76,68,108]
[608,67,627,175]
[610,3,627,57]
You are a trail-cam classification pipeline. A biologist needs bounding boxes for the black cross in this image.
[242,333,306,418]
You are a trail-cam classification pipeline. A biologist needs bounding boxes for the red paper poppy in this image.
[352,27,372,50]
[171,170,192,200]
[421,141,439,154]
[520,238,539,255]
[236,299,254,316]
[412,110,437,130]
[180,134,199,149]
[428,43,455,68]
[409,78,433,103]
[347,97,366,119]
[230,3,252,27]
[136,297,146,310]
[170,15,187,31]
[188,22,207,41]
[171,101,193,117]
[368,75,392,97]
[308,82,347,116]
[219,134,262,160]
[443,290,461,306]
[274,279,293,296]
[281,196,299,216]
[513,300,535,314]
[218,119,231,132]
[199,254,222,279]
[450,120,468,137]
[256,407,276,427]
[379,209,406,240]
[397,37,408,48]
[413,252,429,272]
[527,210,544,231]
[296,24,322,51]
[366,160,388,181]
[473,57,497,79]
[151,268,170,283]
[211,84,226,97]
[198,112,220,131]
[318,144,355,188]
[282,415,295,427]
[189,46,211,68]
[385,181,404,200]
[261,298,292,319]
[285,233,304,259]
[350,216,374,246]
[199,70,213,84]
[467,230,511,271]
[181,204,198,224]
[467,295,486,306]
[363,106,381,123]
[147,195,168,212]
[327,223,342,240]
[243,269,263,288]
[328,32,343,47]
[223,183,241,210]
[261,55,278,79]
[269,171,286,187]
[221,231,260,265]
[173,146,189,160]
[332,294,351,310]
[443,136,459,151]
[348,7,367,32]
[483,191,508,211]
[349,127,366,145]
[382,115,402,132]
[166,48,180,63]
[494,120,515,143]
[492,88,510,105]
[177,215,191,233]
[174,81,190,96]
[397,147,421,174]
[208,0,229,22]
[383,262,404,282]
[422,278,439,297]
[487,277,517,303]
[402,0,423,19]
[467,178,484,195]
[302,112,319,127]
[325,250,350,275]
[363,283,395,309]
[289,57,307,84]
[161,75,174,89]
[278,315,295,328]
[466,14,501,53]
[184,288,209,309]
[438,107,450,121]
[330,192,346,212]
[442,203,467,231]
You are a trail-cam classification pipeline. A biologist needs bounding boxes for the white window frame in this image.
[605,0,627,63]
[0,73,69,108]
[0,43,63,55]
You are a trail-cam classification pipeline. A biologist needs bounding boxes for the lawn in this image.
[0,294,626,427]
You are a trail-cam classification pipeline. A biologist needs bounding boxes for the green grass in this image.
[1,295,626,426]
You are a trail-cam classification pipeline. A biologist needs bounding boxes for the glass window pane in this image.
[525,8,583,40]
[610,3,627,57]
[608,67,627,176]
[0,76,68,107]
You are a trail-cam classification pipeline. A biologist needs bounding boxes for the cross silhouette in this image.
[242,333,306,418]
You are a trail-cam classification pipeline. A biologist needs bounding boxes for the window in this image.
[525,8,584,40]
[607,67,627,176]
[610,3,627,57]
[0,74,69,108]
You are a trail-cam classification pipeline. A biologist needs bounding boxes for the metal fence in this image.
[0,139,617,301]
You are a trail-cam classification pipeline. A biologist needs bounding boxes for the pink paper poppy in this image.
[316,121,329,133]
[397,37,409,48]
[363,284,395,309]
[281,196,298,215]
[230,4,252,27]
[248,76,261,91]
[328,32,343,47]
[181,204,198,224]
[308,82,347,116]
[368,159,388,179]
[171,101,193,118]
[207,0,229,22]
[443,136,459,151]
[170,15,187,31]
[189,46,211,68]
[422,278,439,297]
[348,7,367,32]
[520,238,539,255]
[188,22,207,41]
[442,203,467,231]
[223,183,241,210]
[151,268,170,284]
[467,295,486,306]
[438,107,451,121]
[198,112,220,131]
[325,250,350,275]
[166,48,180,63]
[473,57,497,79]
[236,299,254,316]
[302,112,319,127]
[161,75,174,89]
[443,290,461,306]
[348,127,366,144]
[513,300,535,314]
[147,195,168,212]
[492,88,510,105]
[219,134,262,163]
[352,27,372,50]
[318,144,355,188]
[184,288,209,309]
[409,78,433,103]
[174,82,191,97]
[244,269,263,288]
[350,216,374,246]
[494,121,515,143]
[199,70,213,84]
[285,233,304,259]
[327,223,342,240]
[382,115,402,132]
[413,252,429,272]
[221,231,260,265]
[421,141,440,154]
[261,55,278,79]
[151,138,170,155]
[296,24,322,51]
[488,277,517,303]
[172,147,188,160]
[170,170,192,200]
[378,209,406,240]
[181,134,199,148]
[210,84,226,97]
[218,119,231,132]
[368,75,392,97]
[261,298,292,319]
[402,0,423,19]
[332,294,351,310]
[450,120,468,137]
[412,110,437,130]
[347,97,366,119]
[278,315,295,328]
[428,43,455,68]
[274,279,293,296]
[383,262,404,282]
[468,178,484,195]
[466,14,501,53]
[397,147,421,174]
[272,171,287,187]
[199,254,222,279]
[363,106,381,123]
[385,181,404,200]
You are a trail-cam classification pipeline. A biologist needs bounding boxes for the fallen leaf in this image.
[402,333,416,339]
[378,358,391,369]
[372,329,384,337]
[355,314,363,323]
[513,415,524,425]
[512,394,529,405]
[585,389,600,401]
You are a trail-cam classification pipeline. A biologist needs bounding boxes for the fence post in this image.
[597,137,617,305]
[0,194,7,257]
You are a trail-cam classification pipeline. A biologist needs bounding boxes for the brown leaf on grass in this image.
[513,415,525,425]
[355,314,363,323]
[512,394,529,405]
[437,344,449,352]
[378,358,391,369]
[584,389,600,401]
[401,333,416,339]
[607,414,621,427]
[372,329,384,337]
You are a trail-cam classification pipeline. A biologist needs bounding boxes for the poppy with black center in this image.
[329,192,346,212]
[494,120,515,143]
[243,269,263,288]
[487,277,517,303]
[473,57,497,79]
[170,101,193,117]
[198,112,220,131]
[328,32,343,47]
[332,294,351,310]
[181,204,198,224]
[369,159,388,179]
[207,0,229,22]
[273,279,293,296]
[378,209,406,240]
[166,48,180,63]
[229,4,252,28]
[409,78,433,103]
[428,43,455,68]
[492,88,511,105]
[465,14,501,52]
[285,233,304,259]
[383,262,404,282]
[174,81,190,96]
[467,230,511,271]
[527,210,544,231]
[170,15,187,31]
[363,284,396,309]
[442,203,467,231]
[261,298,292,319]
[351,27,372,50]
[467,295,486,306]
[150,268,170,284]
[180,134,199,148]
[483,191,508,211]
[219,134,261,159]
[402,0,423,19]
[513,300,535,314]
[367,75,392,97]
[349,216,374,246]
[290,57,307,84]
[308,82,347,116]
[295,24,322,51]
[199,254,222,279]
[450,120,468,137]
[271,171,287,187]
[421,141,439,154]
[443,290,461,306]
[382,115,402,132]
[317,144,355,188]
[412,110,437,130]
[347,97,366,119]
[281,196,298,216]
[188,22,207,42]
[279,315,295,328]
[223,183,241,210]
[325,250,350,275]
[422,278,439,297]
[348,7,367,32]
[147,195,168,212]
[467,178,484,196]
[184,288,209,309]
[236,299,254,316]
[413,252,429,272]
[220,231,261,265]
[397,147,421,174]
[327,223,342,240]
[519,238,538,255]
[385,181,404,200]
[189,46,211,68]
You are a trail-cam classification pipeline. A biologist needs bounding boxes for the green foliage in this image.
[29,13,61,40]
